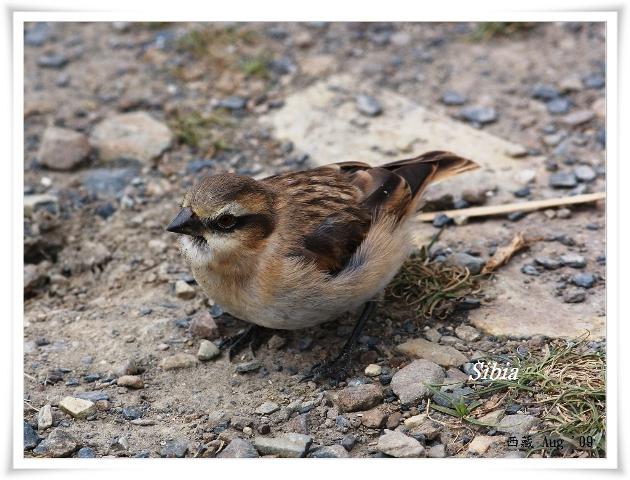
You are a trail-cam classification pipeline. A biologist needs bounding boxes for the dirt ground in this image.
[23,22,606,459]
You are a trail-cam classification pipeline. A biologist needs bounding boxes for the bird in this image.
[166,150,478,379]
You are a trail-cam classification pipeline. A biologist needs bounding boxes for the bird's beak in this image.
[166,207,204,236]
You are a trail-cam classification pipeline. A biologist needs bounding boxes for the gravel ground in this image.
[23,21,606,459]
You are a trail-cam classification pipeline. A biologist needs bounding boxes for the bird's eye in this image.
[215,214,237,230]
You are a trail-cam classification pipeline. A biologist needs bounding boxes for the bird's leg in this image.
[302,300,378,383]
[223,324,270,361]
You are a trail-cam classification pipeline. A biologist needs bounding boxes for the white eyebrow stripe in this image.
[212,201,249,219]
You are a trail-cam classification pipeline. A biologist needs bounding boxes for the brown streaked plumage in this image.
[167,151,478,331]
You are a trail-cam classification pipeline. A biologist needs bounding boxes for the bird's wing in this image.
[264,151,477,274]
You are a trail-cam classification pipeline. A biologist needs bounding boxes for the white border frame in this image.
[9,8,619,475]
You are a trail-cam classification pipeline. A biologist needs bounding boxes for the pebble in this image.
[37,127,91,171]
[521,264,540,276]
[218,96,247,110]
[235,360,262,373]
[37,53,69,69]
[217,438,259,458]
[561,109,594,126]
[531,83,559,101]
[356,94,383,117]
[534,257,562,270]
[505,144,528,158]
[404,414,441,440]
[574,165,596,183]
[197,340,220,361]
[309,444,350,458]
[25,23,52,46]
[77,446,96,458]
[189,311,218,338]
[582,72,605,89]
[432,213,453,228]
[557,208,572,219]
[570,272,596,288]
[396,338,469,367]
[507,211,526,222]
[441,90,467,106]
[58,397,96,419]
[253,433,313,458]
[468,435,499,454]
[122,406,143,420]
[364,364,382,377]
[255,401,280,415]
[560,253,586,268]
[427,444,446,458]
[32,428,78,457]
[454,325,481,342]
[24,193,58,217]
[90,111,173,163]
[391,359,445,405]
[267,334,286,350]
[424,328,441,343]
[391,31,411,46]
[341,434,356,451]
[496,414,539,434]
[377,430,425,458]
[547,97,571,114]
[459,106,497,125]
[37,404,53,430]
[160,439,188,458]
[117,375,144,389]
[24,422,40,450]
[174,280,195,300]
[361,407,387,428]
[445,252,485,275]
[160,353,197,370]
[549,171,578,188]
[76,391,109,402]
[337,384,383,412]
[563,288,586,303]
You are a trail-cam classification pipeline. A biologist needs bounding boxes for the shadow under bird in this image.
[166,150,478,380]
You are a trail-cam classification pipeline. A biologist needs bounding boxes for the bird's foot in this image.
[301,346,356,385]
[222,324,269,361]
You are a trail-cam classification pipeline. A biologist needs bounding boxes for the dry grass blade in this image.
[481,232,535,275]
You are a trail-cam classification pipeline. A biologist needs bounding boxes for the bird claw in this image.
[223,325,266,361]
[301,349,356,385]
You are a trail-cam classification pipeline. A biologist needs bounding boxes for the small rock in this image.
[341,434,356,451]
[255,401,280,415]
[535,257,562,270]
[218,96,247,110]
[391,31,411,46]
[309,444,349,458]
[122,406,143,420]
[37,127,90,171]
[521,264,540,276]
[403,414,440,440]
[160,439,188,458]
[253,433,312,458]
[37,404,53,430]
[364,364,382,377]
[356,94,383,117]
[497,414,539,435]
[77,447,96,458]
[424,328,441,343]
[561,110,594,126]
[360,407,387,428]
[549,171,578,188]
[90,111,173,163]
[582,72,605,89]
[267,334,287,350]
[24,193,58,217]
[396,338,469,367]
[563,288,586,303]
[337,384,383,412]
[197,340,220,361]
[441,90,467,106]
[32,428,77,457]
[217,438,259,458]
[559,75,583,92]
[58,396,96,419]
[547,97,571,114]
[574,165,596,183]
[454,325,481,342]
[391,359,445,405]
[37,53,68,69]
[560,253,586,268]
[235,360,262,373]
[117,375,144,389]
[427,444,446,458]
[557,208,572,219]
[445,252,485,275]
[76,391,109,402]
[459,106,497,125]
[570,272,596,288]
[189,311,218,338]
[160,353,197,370]
[432,213,453,228]
[24,422,40,450]
[531,84,559,101]
[377,430,425,458]
[468,435,499,455]
[505,144,528,158]
[174,280,195,300]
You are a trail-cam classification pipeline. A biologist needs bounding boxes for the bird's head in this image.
[166,174,277,265]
